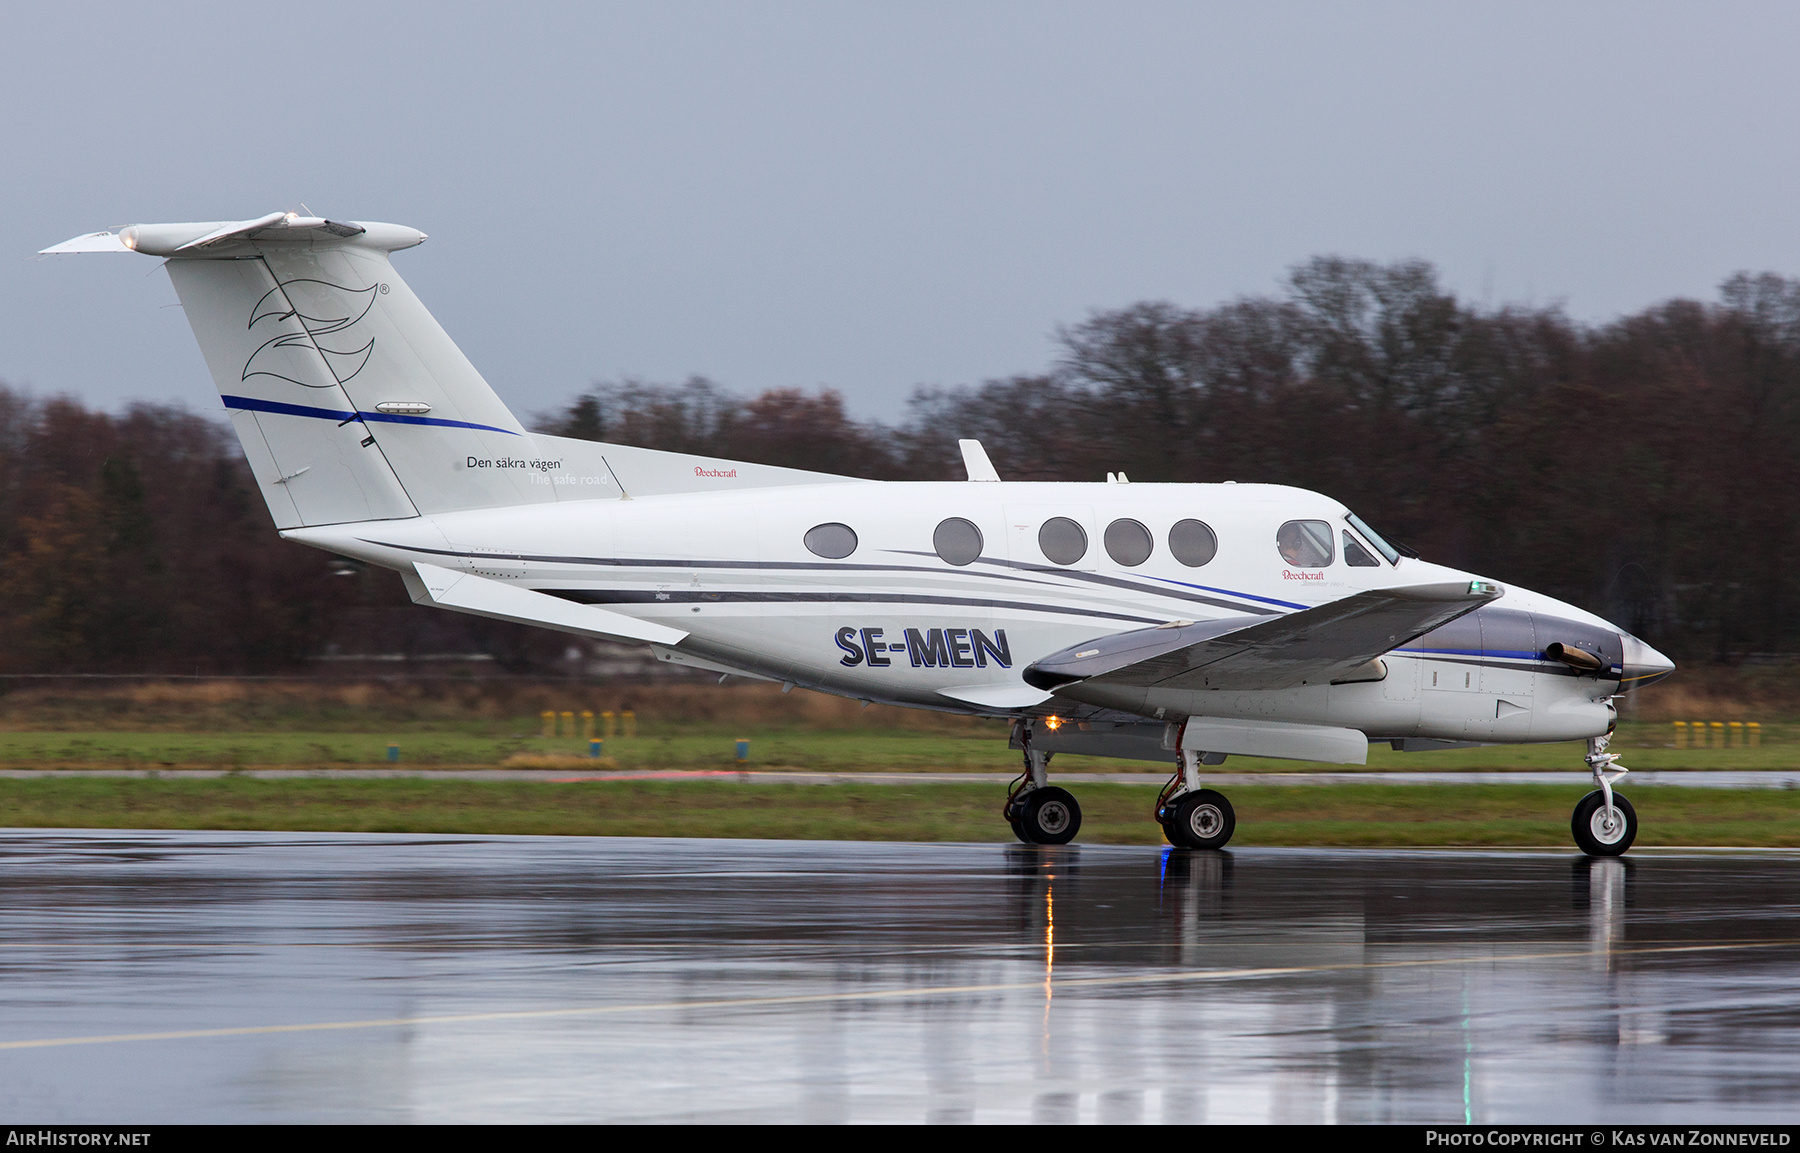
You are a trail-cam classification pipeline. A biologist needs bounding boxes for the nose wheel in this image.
[1574,734,1637,856]
[1572,790,1637,856]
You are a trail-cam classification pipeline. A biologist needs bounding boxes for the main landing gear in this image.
[1573,733,1637,856]
[1157,748,1236,849]
[1003,725,1236,848]
[1004,744,1082,844]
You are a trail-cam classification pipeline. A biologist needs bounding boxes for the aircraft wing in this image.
[1024,581,1503,693]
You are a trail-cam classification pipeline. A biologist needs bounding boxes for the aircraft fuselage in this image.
[291,477,1655,749]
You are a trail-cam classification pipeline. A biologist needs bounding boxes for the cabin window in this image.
[1168,519,1218,567]
[803,522,858,559]
[1038,517,1088,565]
[1343,530,1380,567]
[933,517,984,566]
[1104,518,1153,566]
[1276,520,1334,567]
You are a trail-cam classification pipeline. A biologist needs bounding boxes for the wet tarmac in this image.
[0,830,1798,1123]
[3,768,1798,787]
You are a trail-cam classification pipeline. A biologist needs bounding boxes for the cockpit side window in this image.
[1277,520,1334,567]
[1345,512,1403,564]
[1343,530,1380,567]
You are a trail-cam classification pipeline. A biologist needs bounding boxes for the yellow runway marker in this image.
[0,939,1792,1052]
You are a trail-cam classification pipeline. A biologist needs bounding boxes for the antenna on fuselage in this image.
[600,455,632,500]
[959,440,1001,482]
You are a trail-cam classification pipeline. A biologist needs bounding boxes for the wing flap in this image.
[1177,717,1370,764]
[1027,581,1503,693]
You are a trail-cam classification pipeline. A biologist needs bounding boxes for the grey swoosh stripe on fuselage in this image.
[361,539,1067,586]
[883,550,1283,616]
[361,538,1229,618]
[543,589,1167,626]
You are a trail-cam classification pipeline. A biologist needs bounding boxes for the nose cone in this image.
[1619,633,1675,691]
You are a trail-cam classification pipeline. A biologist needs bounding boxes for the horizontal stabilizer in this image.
[40,214,392,257]
[1027,580,1502,693]
[175,212,291,251]
[37,231,132,254]
[404,561,687,645]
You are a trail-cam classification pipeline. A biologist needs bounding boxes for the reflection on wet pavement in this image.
[0,831,1795,1122]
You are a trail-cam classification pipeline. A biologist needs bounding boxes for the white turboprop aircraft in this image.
[42,213,1675,854]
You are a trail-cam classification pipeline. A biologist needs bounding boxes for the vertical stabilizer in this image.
[158,223,557,527]
[167,256,417,528]
[41,213,863,528]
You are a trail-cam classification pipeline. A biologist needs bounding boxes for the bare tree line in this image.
[4,257,1796,672]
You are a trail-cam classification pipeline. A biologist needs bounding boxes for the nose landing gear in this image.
[1573,734,1637,856]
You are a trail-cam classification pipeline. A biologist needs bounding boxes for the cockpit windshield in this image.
[1345,512,1402,565]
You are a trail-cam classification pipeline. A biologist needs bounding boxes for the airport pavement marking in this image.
[0,938,1793,1052]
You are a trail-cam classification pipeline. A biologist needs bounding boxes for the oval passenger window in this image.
[1038,517,1087,565]
[1168,519,1218,567]
[803,522,858,560]
[933,517,984,566]
[1104,519,1153,566]
[1276,520,1335,567]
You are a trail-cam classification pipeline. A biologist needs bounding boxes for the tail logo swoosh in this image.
[243,278,381,390]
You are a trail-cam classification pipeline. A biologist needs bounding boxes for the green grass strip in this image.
[3,779,1800,847]
[0,719,1790,772]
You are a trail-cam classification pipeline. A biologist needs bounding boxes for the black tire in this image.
[1571,790,1637,856]
[1018,787,1081,845]
[1009,818,1033,845]
[1167,790,1235,850]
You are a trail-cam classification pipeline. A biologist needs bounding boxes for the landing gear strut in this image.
[1573,733,1637,856]
[1157,747,1235,849]
[1004,735,1081,845]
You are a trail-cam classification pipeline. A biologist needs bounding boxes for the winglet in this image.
[959,439,1001,482]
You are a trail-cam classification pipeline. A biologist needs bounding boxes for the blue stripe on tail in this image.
[220,394,520,436]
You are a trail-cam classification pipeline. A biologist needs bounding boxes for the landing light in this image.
[1045,716,1063,731]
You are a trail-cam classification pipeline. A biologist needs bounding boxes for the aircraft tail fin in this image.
[156,217,546,527]
[42,214,856,527]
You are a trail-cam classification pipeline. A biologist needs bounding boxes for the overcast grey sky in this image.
[8,2,1800,421]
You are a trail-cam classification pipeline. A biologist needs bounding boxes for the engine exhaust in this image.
[1546,642,1605,672]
